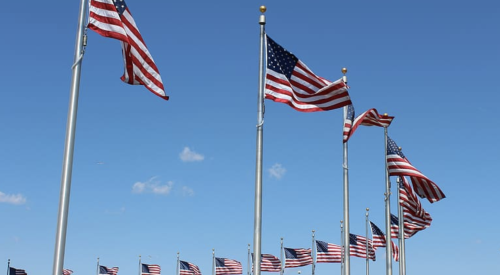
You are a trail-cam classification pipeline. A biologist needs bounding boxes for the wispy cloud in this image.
[182,186,195,196]
[179,147,204,162]
[132,177,174,195]
[0,191,26,205]
[269,163,286,179]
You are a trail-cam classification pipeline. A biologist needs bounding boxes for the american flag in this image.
[315,240,342,263]
[386,136,445,203]
[251,253,282,272]
[399,176,433,236]
[88,0,168,100]
[63,269,73,275]
[265,35,351,112]
[9,267,27,275]
[343,105,394,143]
[348,234,375,260]
[141,264,161,275]
[390,214,400,239]
[99,265,119,275]
[369,222,399,261]
[283,247,313,268]
[215,258,242,275]
[179,261,201,275]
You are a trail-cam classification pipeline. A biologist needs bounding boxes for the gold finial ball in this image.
[260,6,267,13]
[366,208,369,211]
[398,147,402,151]
[341,67,348,74]
[384,113,388,116]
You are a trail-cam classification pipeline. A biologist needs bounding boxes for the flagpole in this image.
[253,6,266,275]
[247,244,251,275]
[212,249,216,275]
[139,255,142,275]
[311,230,315,275]
[384,127,393,275]
[341,68,351,275]
[97,258,100,275]
[340,220,344,275]
[7,259,10,275]
[365,208,369,275]
[280,238,284,275]
[176,253,180,275]
[52,0,88,275]
[396,177,406,275]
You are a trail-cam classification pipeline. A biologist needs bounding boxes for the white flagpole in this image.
[280,238,284,275]
[384,127,393,275]
[139,255,142,275]
[52,1,88,275]
[253,6,266,275]
[396,177,406,275]
[248,244,251,275]
[311,230,316,275]
[340,221,344,275]
[7,259,10,275]
[176,253,180,275]
[365,208,370,275]
[96,258,100,275]
[341,68,351,275]
[212,249,216,275]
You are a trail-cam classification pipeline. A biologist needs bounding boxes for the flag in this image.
[63,269,73,275]
[390,214,400,239]
[265,35,351,112]
[283,247,313,268]
[343,105,394,143]
[399,176,433,235]
[179,261,201,275]
[386,136,445,203]
[9,268,27,275]
[251,254,281,272]
[215,258,242,275]
[348,234,375,260]
[315,240,342,263]
[88,0,168,100]
[99,266,119,275]
[141,264,161,275]
[369,222,399,261]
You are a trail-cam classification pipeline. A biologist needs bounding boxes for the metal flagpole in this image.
[365,208,370,275]
[96,258,100,275]
[212,249,216,275]
[176,253,180,275]
[248,244,251,275]
[139,255,142,275]
[396,177,406,275]
[311,230,316,275]
[7,259,10,275]
[384,127,393,275]
[280,238,284,275]
[340,221,344,275]
[253,6,266,275]
[341,68,351,275]
[52,0,88,275]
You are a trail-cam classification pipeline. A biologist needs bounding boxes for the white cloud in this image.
[182,186,195,196]
[179,147,204,162]
[269,163,286,179]
[132,177,173,195]
[0,191,26,205]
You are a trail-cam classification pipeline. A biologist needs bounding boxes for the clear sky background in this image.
[1,0,499,275]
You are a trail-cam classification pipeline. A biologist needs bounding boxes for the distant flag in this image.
[348,234,375,260]
[215,258,243,275]
[399,176,433,235]
[390,214,400,239]
[343,105,394,143]
[251,254,281,272]
[265,35,351,112]
[88,0,168,100]
[63,269,74,275]
[99,266,119,275]
[369,222,399,261]
[141,264,161,275]
[179,261,201,275]
[9,268,27,275]
[315,240,342,263]
[386,136,445,203]
[283,248,313,268]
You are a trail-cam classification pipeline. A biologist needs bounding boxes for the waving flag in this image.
[265,35,350,112]
[88,0,168,100]
[141,264,161,275]
[180,261,201,275]
[399,176,432,235]
[343,105,394,143]
[99,266,119,275]
[349,234,375,260]
[369,222,399,261]
[63,269,73,275]
[315,240,342,263]
[386,136,445,203]
[215,258,242,275]
[252,254,281,272]
[9,268,27,275]
[283,248,313,268]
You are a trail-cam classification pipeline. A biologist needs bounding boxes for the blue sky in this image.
[1,1,499,275]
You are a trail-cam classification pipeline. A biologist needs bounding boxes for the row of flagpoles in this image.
[51,2,445,275]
